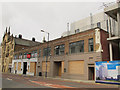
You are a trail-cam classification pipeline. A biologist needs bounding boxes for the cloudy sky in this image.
[0,0,116,43]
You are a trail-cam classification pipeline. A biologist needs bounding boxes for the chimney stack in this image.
[8,26,10,35]
[43,36,46,43]
[32,37,35,42]
[19,34,22,39]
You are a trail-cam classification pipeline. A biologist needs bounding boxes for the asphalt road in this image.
[1,73,120,90]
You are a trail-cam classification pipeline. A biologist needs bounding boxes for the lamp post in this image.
[41,29,49,77]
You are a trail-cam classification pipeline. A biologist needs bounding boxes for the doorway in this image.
[88,67,94,80]
[34,62,37,76]
[23,62,27,74]
[54,61,62,76]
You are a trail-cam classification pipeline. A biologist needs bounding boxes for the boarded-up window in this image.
[30,62,36,75]
[14,62,17,70]
[68,61,84,74]
[30,62,35,73]
[18,62,21,71]
[62,61,64,73]
[42,61,50,72]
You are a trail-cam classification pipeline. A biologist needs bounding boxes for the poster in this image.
[95,60,120,85]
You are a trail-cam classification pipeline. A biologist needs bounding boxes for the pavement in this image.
[1,73,120,89]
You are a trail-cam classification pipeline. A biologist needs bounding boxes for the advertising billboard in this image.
[95,60,120,85]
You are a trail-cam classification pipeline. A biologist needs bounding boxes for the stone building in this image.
[1,27,40,73]
[12,27,110,80]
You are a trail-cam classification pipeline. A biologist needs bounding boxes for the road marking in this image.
[6,78,12,81]
[30,80,75,88]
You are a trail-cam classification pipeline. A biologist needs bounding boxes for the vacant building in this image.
[12,27,109,80]
[1,27,40,73]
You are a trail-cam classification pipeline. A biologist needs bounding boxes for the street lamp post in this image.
[41,30,49,77]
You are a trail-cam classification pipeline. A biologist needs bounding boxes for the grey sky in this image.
[0,2,115,43]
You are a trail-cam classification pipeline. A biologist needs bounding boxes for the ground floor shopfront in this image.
[12,58,37,76]
[37,52,102,80]
[12,52,103,80]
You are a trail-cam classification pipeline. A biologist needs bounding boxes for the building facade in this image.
[62,12,117,37]
[1,27,40,73]
[12,27,109,80]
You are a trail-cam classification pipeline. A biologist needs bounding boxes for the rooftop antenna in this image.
[67,23,69,36]
[90,13,93,29]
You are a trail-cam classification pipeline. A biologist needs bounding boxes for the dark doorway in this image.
[88,67,94,80]
[9,68,11,73]
[23,62,27,74]
[54,61,62,76]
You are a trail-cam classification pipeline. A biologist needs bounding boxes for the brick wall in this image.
[100,30,109,61]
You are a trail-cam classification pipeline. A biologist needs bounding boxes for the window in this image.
[39,49,41,57]
[69,42,76,53]
[43,47,51,56]
[31,50,37,58]
[97,22,101,28]
[54,44,65,55]
[89,38,94,52]
[75,29,80,33]
[34,51,37,58]
[106,20,109,32]
[19,53,22,59]
[79,40,84,52]
[23,52,27,59]
[14,55,17,59]
[69,40,84,54]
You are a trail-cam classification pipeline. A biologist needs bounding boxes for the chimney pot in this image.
[32,37,35,42]
[19,34,22,39]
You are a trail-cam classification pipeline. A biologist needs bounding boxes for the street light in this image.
[41,29,49,77]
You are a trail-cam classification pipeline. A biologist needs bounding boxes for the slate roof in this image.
[14,37,40,47]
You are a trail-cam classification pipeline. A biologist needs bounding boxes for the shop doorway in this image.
[23,62,27,74]
[54,61,62,76]
[88,67,94,80]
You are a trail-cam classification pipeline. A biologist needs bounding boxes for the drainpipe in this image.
[109,43,113,61]
[108,16,113,61]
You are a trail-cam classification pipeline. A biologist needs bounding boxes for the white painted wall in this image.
[12,58,37,76]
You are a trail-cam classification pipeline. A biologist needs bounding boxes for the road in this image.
[1,73,119,90]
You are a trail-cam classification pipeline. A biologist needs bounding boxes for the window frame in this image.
[43,47,51,57]
[69,40,84,54]
[54,44,65,55]
[88,38,94,52]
